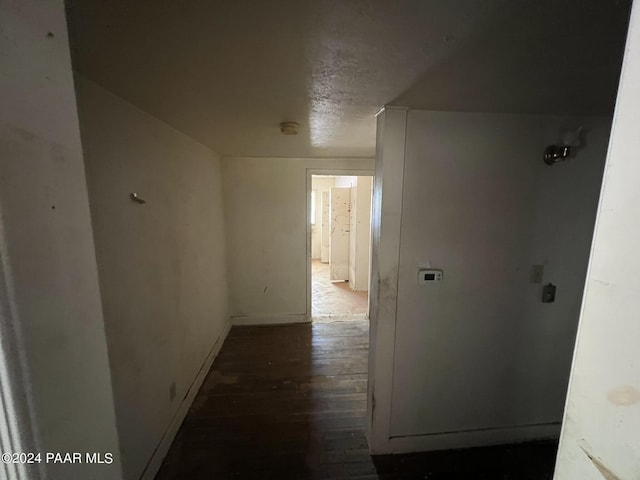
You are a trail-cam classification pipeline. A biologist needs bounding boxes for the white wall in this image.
[311,177,335,259]
[555,2,640,478]
[223,158,374,324]
[369,108,611,451]
[0,2,123,479]
[76,78,230,480]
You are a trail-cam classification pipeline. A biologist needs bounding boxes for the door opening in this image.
[308,174,374,322]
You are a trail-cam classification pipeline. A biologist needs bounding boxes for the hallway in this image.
[312,260,368,318]
[155,319,558,479]
[156,319,369,478]
[3,2,637,478]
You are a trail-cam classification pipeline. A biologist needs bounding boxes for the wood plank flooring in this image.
[155,319,558,479]
[312,260,368,317]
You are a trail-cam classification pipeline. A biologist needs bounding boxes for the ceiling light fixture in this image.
[280,121,300,135]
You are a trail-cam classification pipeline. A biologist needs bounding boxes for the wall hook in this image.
[130,192,146,204]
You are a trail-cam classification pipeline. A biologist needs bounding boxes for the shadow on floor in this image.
[371,440,558,479]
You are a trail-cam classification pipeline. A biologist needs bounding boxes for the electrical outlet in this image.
[169,381,176,401]
[530,265,544,284]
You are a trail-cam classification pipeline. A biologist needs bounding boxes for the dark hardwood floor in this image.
[155,319,558,479]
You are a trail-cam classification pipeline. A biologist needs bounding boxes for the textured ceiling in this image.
[66,0,630,158]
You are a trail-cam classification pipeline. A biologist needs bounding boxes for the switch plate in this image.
[418,269,443,285]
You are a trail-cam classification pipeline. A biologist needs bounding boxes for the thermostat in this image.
[418,269,443,285]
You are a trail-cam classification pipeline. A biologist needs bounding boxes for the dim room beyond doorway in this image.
[310,175,373,320]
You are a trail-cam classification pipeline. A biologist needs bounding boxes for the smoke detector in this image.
[280,121,300,135]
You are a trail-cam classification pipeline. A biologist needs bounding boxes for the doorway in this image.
[308,173,374,320]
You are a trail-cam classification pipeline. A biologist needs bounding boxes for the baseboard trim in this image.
[379,423,561,455]
[231,314,309,326]
[312,314,369,323]
[139,320,232,480]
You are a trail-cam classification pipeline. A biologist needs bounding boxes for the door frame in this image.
[0,218,39,480]
[306,168,375,320]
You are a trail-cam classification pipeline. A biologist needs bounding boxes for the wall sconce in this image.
[543,145,572,165]
[544,127,584,166]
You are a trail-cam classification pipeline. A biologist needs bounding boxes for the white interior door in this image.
[348,186,357,284]
[320,191,330,263]
[329,187,350,281]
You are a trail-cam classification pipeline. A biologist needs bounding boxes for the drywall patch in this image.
[607,385,640,406]
[580,446,622,480]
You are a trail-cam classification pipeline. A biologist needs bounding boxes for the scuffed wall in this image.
[77,78,229,479]
[554,3,640,478]
[0,2,122,478]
